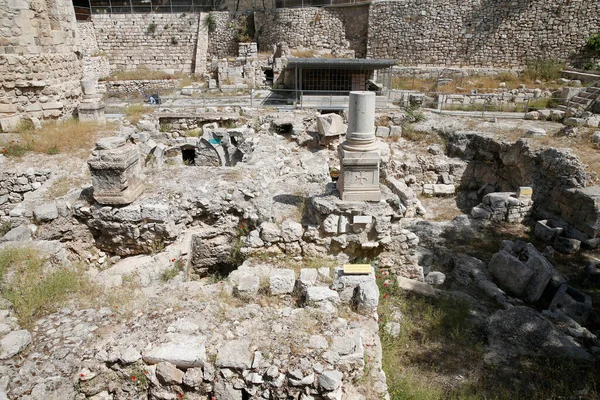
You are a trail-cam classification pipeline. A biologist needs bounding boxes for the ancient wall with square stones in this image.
[91,13,201,73]
[0,0,83,126]
[254,5,369,57]
[367,0,600,67]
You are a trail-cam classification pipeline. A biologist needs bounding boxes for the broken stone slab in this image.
[425,271,446,285]
[526,127,546,137]
[215,339,252,369]
[549,284,592,324]
[33,202,58,223]
[142,334,206,368]
[0,330,32,359]
[269,269,296,295]
[305,287,340,304]
[155,362,184,385]
[353,280,379,312]
[396,276,439,297]
[316,113,346,137]
[375,126,390,138]
[488,250,533,297]
[298,268,318,289]
[423,183,455,196]
[486,306,592,362]
[0,224,31,242]
[319,370,343,391]
[534,220,563,242]
[471,206,492,219]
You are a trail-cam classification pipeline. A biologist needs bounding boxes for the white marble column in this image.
[337,91,381,202]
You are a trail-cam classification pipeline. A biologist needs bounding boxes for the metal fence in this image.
[73,0,369,18]
[103,86,568,118]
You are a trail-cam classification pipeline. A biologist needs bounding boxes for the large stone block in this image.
[88,137,143,205]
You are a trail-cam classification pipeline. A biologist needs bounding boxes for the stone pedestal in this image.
[337,91,381,202]
[87,137,143,205]
[78,79,106,123]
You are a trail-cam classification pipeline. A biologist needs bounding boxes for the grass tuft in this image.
[0,247,87,328]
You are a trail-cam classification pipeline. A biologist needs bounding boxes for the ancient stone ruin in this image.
[1,0,600,399]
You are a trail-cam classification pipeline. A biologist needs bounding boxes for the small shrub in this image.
[170,36,178,45]
[404,104,425,123]
[522,58,565,82]
[586,33,600,52]
[495,71,517,83]
[146,22,157,35]
[204,13,217,33]
[160,257,186,282]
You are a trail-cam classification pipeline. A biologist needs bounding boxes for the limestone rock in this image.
[269,269,296,295]
[319,370,343,391]
[260,222,281,243]
[33,202,58,222]
[216,340,252,369]
[142,334,206,368]
[0,330,32,359]
[316,114,346,137]
[305,287,340,304]
[156,362,184,385]
[281,220,303,242]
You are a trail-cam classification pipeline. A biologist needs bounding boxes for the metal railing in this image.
[104,87,396,110]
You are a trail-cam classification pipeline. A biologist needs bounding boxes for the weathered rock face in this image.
[486,306,592,362]
[444,132,599,239]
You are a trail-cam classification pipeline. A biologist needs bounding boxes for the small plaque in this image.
[517,187,533,199]
[343,264,371,274]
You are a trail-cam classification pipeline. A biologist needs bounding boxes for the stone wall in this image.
[91,13,201,73]
[254,5,369,57]
[0,169,52,216]
[104,79,178,93]
[206,12,239,60]
[0,0,83,125]
[367,0,600,66]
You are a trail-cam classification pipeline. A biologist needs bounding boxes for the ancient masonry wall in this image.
[0,0,83,124]
[206,12,239,60]
[254,6,369,58]
[91,13,201,73]
[77,21,110,81]
[367,0,600,66]
[0,169,52,216]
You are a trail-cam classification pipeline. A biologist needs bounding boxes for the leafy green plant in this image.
[146,22,157,35]
[204,13,217,33]
[586,33,600,52]
[404,104,425,123]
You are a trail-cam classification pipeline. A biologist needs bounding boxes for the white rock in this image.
[319,370,343,391]
[281,220,303,242]
[142,334,206,368]
[269,269,296,295]
[0,330,32,359]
